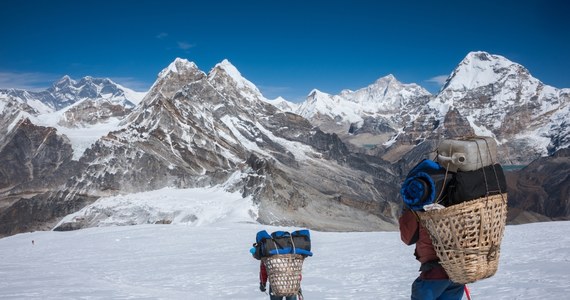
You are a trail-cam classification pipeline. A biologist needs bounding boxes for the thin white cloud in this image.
[426,75,449,86]
[177,41,195,51]
[258,85,306,102]
[156,32,168,39]
[0,72,150,93]
[258,85,291,96]
[110,77,152,92]
[0,71,60,91]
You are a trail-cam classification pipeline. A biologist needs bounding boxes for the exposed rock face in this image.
[441,108,475,138]
[0,191,97,236]
[506,148,570,223]
[0,118,76,193]
[0,117,87,236]
[58,99,133,127]
[38,58,399,234]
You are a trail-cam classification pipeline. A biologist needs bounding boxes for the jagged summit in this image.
[209,59,258,91]
[55,75,73,86]
[297,74,431,126]
[207,59,265,103]
[375,73,396,83]
[307,89,327,99]
[158,58,201,79]
[358,74,431,101]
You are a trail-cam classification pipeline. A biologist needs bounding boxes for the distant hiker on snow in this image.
[250,229,312,300]
[258,260,301,300]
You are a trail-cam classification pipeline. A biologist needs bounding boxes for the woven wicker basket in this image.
[417,193,508,284]
[263,254,304,296]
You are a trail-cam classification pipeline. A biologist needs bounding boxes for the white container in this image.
[437,136,498,172]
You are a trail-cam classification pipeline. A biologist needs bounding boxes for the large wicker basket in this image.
[417,193,508,284]
[263,254,304,296]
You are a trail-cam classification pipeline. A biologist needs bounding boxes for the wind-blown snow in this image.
[0,185,568,299]
[115,83,147,105]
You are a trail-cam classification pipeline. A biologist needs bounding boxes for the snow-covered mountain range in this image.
[0,75,145,112]
[0,51,568,237]
[0,58,400,237]
[283,51,569,165]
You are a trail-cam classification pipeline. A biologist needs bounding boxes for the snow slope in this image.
[0,187,569,299]
[30,107,127,160]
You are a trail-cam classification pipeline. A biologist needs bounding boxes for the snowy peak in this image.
[297,74,432,124]
[356,74,431,102]
[143,58,207,103]
[55,75,73,87]
[298,89,338,117]
[210,59,244,82]
[307,88,329,100]
[158,58,200,79]
[430,51,570,161]
[371,74,406,92]
[373,74,397,87]
[442,51,533,91]
[207,59,265,102]
[264,96,299,112]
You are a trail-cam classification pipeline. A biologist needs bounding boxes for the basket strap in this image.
[478,137,505,197]
[272,239,280,255]
[490,164,504,195]
[487,243,499,261]
[473,139,491,196]
[435,166,451,205]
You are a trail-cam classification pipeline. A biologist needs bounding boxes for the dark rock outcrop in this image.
[506,148,570,223]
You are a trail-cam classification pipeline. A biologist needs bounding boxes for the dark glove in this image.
[259,282,266,292]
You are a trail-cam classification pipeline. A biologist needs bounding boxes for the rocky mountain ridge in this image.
[0,58,400,237]
[0,51,568,237]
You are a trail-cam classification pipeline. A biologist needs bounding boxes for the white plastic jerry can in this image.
[437,136,498,172]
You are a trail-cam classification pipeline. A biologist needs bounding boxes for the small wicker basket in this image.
[263,254,304,296]
[418,193,508,284]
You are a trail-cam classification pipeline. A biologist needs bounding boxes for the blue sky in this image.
[0,0,568,102]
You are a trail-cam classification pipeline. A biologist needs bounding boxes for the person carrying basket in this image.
[400,208,465,300]
[399,159,465,300]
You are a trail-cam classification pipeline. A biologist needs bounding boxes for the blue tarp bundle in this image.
[400,159,446,211]
[252,229,313,259]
